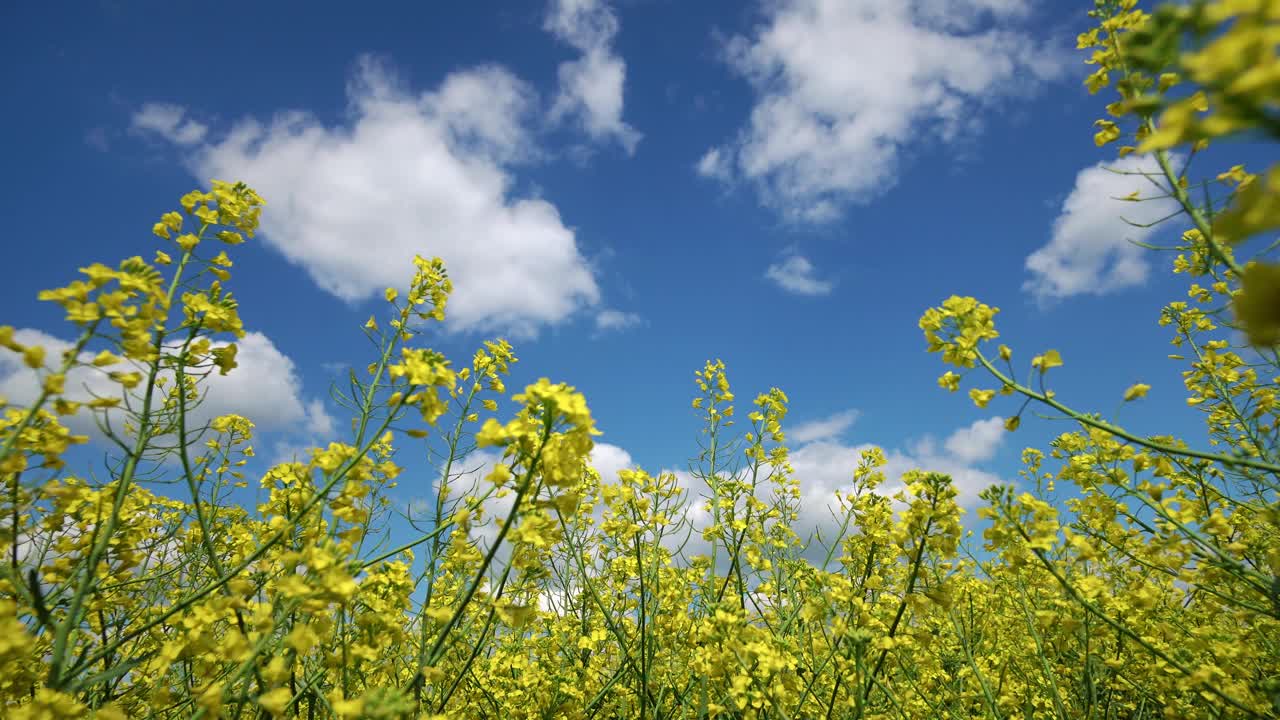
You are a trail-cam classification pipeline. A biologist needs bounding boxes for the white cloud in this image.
[765,255,834,295]
[914,0,1033,30]
[702,0,1067,221]
[197,332,335,432]
[545,0,641,153]
[594,309,642,332]
[942,415,1006,464]
[784,421,1006,546]
[0,329,332,441]
[1024,154,1182,300]
[790,409,859,444]
[588,441,634,484]
[132,103,208,146]
[269,441,322,466]
[303,398,335,437]
[696,147,731,181]
[145,58,601,338]
[0,330,86,409]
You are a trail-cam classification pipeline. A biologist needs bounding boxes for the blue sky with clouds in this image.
[2,0,1259,544]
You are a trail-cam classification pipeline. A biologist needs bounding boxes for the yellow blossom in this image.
[1123,383,1151,401]
[969,388,996,409]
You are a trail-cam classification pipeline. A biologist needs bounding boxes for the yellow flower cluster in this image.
[3,2,1280,717]
[913,2,1280,716]
[919,295,1000,370]
[1080,0,1280,346]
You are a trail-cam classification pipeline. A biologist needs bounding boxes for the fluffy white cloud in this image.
[196,332,335,432]
[784,417,1007,554]
[942,415,1005,464]
[701,0,1067,221]
[594,308,642,332]
[765,255,834,295]
[587,441,634,484]
[790,409,859,444]
[545,0,641,153]
[0,329,332,440]
[136,58,602,338]
[1025,154,1183,300]
[913,0,1033,29]
[131,103,208,146]
[696,148,731,181]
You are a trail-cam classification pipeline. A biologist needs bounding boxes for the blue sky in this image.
[2,0,1260,546]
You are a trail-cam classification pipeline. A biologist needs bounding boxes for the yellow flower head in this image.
[919,296,1000,368]
[1122,382,1151,401]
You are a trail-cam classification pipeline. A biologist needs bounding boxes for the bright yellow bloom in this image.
[969,388,996,408]
[1093,119,1121,146]
[1031,349,1063,373]
[1122,383,1151,401]
[256,687,292,716]
[175,233,200,252]
[42,373,65,395]
[1234,261,1280,346]
[23,345,45,369]
[109,371,143,389]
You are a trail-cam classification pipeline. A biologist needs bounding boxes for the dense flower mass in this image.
[3,1,1280,718]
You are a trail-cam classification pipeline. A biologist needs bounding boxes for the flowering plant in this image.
[3,1,1278,718]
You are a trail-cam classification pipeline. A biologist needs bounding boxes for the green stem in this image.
[975,352,1280,474]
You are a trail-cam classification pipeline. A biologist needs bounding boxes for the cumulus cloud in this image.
[700,0,1067,221]
[0,328,333,441]
[194,333,335,432]
[594,309,642,332]
[131,103,208,146]
[1024,154,1182,300]
[696,148,731,181]
[765,255,835,295]
[545,0,641,153]
[141,57,602,338]
[586,441,635,484]
[942,415,1005,464]
[783,416,1008,554]
[790,409,859,444]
